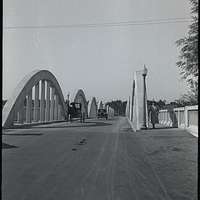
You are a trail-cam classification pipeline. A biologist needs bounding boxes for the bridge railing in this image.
[158,105,198,137]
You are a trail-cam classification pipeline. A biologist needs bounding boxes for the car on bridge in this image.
[97,109,108,120]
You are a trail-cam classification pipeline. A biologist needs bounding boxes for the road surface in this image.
[2,117,197,200]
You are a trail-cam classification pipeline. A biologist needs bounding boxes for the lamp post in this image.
[141,65,148,129]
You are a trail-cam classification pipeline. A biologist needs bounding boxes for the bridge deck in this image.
[2,117,197,200]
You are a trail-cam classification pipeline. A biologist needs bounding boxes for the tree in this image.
[175,92,198,106]
[147,99,166,110]
[106,100,127,116]
[176,0,198,102]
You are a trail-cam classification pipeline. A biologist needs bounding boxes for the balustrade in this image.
[159,105,198,136]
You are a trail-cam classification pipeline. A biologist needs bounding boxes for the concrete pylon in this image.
[130,70,148,130]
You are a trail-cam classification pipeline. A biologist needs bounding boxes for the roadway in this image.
[2,117,197,200]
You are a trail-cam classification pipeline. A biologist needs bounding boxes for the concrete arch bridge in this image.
[2,70,68,128]
[2,70,115,128]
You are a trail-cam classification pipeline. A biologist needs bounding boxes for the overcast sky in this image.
[3,0,192,103]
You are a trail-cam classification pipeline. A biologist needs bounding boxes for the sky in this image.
[3,0,192,103]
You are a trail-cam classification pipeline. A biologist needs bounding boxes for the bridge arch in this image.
[98,101,103,110]
[74,89,88,116]
[2,70,67,128]
[88,97,97,118]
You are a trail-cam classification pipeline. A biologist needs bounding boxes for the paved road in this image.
[2,117,197,200]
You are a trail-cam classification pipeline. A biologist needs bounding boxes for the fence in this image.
[158,105,198,137]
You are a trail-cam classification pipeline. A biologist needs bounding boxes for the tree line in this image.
[106,100,127,116]
[176,0,198,104]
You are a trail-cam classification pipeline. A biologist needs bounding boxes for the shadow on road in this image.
[146,126,175,130]
[120,128,134,132]
[2,143,18,149]
[31,121,112,129]
[2,133,43,136]
[3,121,113,130]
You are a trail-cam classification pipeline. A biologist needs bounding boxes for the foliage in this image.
[147,99,166,110]
[106,100,127,116]
[176,0,198,99]
[147,99,192,109]
[175,89,198,106]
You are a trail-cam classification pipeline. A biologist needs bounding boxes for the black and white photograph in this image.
[2,0,198,199]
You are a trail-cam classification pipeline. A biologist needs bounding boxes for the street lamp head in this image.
[142,65,148,76]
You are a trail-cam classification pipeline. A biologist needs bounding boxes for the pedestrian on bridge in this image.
[148,102,159,129]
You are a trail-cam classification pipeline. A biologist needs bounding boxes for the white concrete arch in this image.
[98,101,103,110]
[88,97,97,118]
[107,106,114,119]
[74,89,88,115]
[2,70,67,128]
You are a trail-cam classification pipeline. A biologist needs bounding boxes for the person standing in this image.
[148,102,159,129]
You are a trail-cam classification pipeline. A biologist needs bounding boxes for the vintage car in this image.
[97,109,108,120]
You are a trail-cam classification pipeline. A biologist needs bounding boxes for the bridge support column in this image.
[17,109,24,124]
[45,81,50,121]
[34,82,39,122]
[50,87,55,121]
[40,80,45,122]
[26,90,32,123]
[58,105,62,120]
[54,94,59,120]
